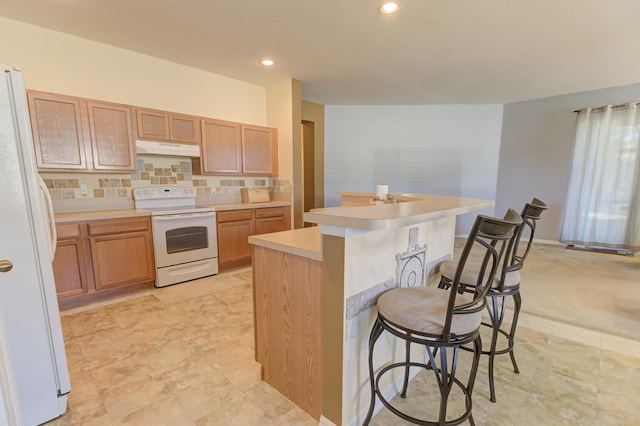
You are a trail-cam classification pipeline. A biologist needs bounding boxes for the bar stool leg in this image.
[400,338,411,398]
[508,292,522,374]
[364,318,385,425]
[486,295,503,403]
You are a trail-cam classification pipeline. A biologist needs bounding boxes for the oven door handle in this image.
[152,212,217,221]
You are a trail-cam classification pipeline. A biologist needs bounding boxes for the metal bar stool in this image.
[438,198,547,402]
[363,210,522,425]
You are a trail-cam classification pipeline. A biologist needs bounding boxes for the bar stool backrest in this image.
[443,209,522,340]
[507,198,548,274]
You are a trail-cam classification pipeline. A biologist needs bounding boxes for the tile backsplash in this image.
[40,155,292,201]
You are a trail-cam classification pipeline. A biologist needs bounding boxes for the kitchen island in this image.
[249,193,493,425]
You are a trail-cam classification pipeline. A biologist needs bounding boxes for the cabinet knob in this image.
[0,260,13,273]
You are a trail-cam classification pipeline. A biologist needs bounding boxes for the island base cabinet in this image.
[252,245,322,419]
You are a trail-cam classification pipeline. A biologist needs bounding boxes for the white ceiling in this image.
[1,0,639,105]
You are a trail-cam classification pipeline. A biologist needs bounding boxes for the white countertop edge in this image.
[249,227,322,261]
[202,201,291,211]
[54,201,292,223]
[55,209,151,223]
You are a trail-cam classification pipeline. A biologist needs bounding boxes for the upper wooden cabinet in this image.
[135,108,201,145]
[241,125,278,175]
[27,91,136,173]
[87,101,136,171]
[194,119,278,176]
[198,118,242,174]
[28,91,89,170]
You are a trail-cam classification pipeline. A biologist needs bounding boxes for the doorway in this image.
[302,120,316,227]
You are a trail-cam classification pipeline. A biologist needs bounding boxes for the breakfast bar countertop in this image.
[304,193,494,231]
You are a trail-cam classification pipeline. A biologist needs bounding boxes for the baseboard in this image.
[319,416,337,426]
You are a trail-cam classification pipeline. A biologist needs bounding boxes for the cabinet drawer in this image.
[255,207,285,219]
[217,209,253,223]
[87,217,150,236]
[56,223,81,240]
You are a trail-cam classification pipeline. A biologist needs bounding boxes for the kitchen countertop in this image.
[54,201,291,223]
[201,201,292,211]
[248,226,321,261]
[55,209,150,223]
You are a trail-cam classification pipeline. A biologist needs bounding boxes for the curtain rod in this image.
[573,102,639,113]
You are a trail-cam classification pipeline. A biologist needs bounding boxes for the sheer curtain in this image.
[561,103,640,251]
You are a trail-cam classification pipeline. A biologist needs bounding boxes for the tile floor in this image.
[47,245,640,425]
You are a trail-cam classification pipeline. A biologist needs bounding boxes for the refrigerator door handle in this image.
[37,175,57,261]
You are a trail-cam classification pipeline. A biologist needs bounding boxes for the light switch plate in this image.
[80,183,88,196]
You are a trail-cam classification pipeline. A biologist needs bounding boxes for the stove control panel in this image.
[133,186,196,201]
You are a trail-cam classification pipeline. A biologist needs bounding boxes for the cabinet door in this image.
[255,217,287,235]
[27,91,89,171]
[241,125,278,175]
[217,219,254,265]
[200,119,242,174]
[87,102,136,172]
[52,223,89,298]
[169,114,200,144]
[90,230,155,290]
[136,108,170,140]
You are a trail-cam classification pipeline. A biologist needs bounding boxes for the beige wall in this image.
[302,100,325,210]
[266,78,301,227]
[0,17,266,124]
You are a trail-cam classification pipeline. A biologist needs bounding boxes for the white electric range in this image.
[133,186,218,287]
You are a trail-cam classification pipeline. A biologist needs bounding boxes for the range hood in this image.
[135,140,200,157]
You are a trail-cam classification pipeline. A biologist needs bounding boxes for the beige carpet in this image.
[519,243,640,341]
[451,238,640,340]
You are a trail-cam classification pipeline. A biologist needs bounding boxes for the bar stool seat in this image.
[378,287,481,336]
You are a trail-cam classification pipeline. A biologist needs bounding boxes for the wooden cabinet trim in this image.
[216,209,254,223]
[87,217,150,236]
[56,223,81,240]
[255,207,285,219]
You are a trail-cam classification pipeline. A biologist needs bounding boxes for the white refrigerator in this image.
[0,66,71,425]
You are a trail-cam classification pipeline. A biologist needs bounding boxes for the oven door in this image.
[152,211,217,268]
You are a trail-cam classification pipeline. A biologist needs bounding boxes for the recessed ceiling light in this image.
[260,59,275,67]
[380,2,399,14]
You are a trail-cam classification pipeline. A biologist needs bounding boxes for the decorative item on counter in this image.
[376,184,389,198]
[241,187,271,203]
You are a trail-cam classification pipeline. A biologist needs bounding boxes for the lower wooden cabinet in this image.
[52,217,155,303]
[88,218,155,290]
[217,206,290,270]
[52,223,89,298]
[217,210,255,266]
